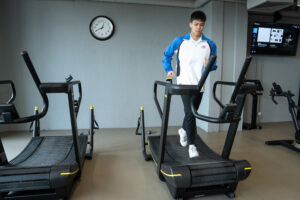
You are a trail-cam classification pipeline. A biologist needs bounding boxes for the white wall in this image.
[244,13,300,124]
[0,0,191,130]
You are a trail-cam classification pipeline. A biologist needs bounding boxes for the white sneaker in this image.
[189,145,199,158]
[178,128,187,147]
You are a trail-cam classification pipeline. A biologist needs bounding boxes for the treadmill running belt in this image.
[149,134,227,166]
[148,134,242,189]
[13,136,74,167]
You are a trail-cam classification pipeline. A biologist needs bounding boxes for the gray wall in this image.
[244,13,300,124]
[0,0,11,132]
[0,0,191,130]
[1,0,297,132]
[197,1,248,132]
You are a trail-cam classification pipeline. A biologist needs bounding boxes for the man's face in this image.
[189,19,205,37]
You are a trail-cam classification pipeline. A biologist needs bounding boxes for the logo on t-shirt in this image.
[201,45,206,49]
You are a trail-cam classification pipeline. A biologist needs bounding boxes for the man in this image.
[162,10,217,158]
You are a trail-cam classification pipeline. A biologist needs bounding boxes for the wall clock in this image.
[90,16,114,41]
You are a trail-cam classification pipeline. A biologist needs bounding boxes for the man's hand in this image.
[204,57,208,67]
[167,71,175,77]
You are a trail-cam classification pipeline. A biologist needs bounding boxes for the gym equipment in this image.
[297,86,300,120]
[265,82,300,152]
[242,80,263,130]
[135,106,152,161]
[0,51,98,199]
[137,55,255,199]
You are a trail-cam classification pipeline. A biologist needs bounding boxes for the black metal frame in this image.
[31,107,40,137]
[0,80,16,104]
[86,106,99,160]
[265,82,300,152]
[138,56,255,199]
[0,139,7,165]
[242,80,264,130]
[0,51,83,165]
[0,53,49,124]
[191,57,255,159]
[135,107,152,161]
[0,51,98,199]
[297,86,300,120]
[153,55,216,180]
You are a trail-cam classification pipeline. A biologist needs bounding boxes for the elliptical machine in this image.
[265,82,300,152]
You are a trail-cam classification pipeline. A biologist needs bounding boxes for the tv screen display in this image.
[250,22,300,56]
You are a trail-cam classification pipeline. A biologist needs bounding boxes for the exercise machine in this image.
[297,86,300,120]
[0,51,98,199]
[137,55,255,199]
[265,82,300,152]
[242,80,263,130]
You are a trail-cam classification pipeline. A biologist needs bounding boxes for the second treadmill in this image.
[140,55,254,199]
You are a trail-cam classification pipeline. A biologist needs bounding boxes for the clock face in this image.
[90,16,114,40]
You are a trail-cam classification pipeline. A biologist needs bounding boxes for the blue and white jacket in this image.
[162,33,217,85]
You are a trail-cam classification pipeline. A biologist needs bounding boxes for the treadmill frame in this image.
[0,51,97,199]
[139,56,254,199]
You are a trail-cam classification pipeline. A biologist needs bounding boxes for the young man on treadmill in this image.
[162,10,217,158]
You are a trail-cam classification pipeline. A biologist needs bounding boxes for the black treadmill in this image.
[138,55,255,199]
[0,51,97,200]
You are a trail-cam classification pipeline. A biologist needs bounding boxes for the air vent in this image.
[248,0,294,13]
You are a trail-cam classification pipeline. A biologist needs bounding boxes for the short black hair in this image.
[190,10,206,22]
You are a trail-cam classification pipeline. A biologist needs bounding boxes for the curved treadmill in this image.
[141,55,254,199]
[0,51,95,200]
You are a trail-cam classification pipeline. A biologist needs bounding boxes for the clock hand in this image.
[99,23,104,30]
[94,23,105,32]
[95,28,101,32]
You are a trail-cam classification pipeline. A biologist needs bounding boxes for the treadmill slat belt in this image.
[15,136,73,167]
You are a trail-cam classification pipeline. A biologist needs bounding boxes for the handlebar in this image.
[191,95,240,123]
[270,88,278,104]
[166,77,173,83]
[270,82,286,105]
[230,56,252,103]
[153,55,217,119]
[212,81,236,109]
[270,82,299,111]
[153,81,167,119]
[12,51,50,123]
[0,80,16,104]
[192,56,253,124]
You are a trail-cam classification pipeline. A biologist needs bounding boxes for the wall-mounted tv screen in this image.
[250,22,300,56]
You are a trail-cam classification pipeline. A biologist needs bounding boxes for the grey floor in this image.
[1,122,300,200]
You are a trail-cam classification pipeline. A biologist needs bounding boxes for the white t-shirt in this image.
[177,36,211,88]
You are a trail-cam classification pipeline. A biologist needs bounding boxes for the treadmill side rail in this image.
[157,89,172,181]
[67,86,82,176]
[0,139,8,165]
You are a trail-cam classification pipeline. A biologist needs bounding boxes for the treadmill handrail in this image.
[153,55,217,120]
[8,52,50,124]
[191,95,240,123]
[154,82,200,119]
[40,81,82,117]
[0,52,49,124]
[0,80,16,104]
[153,81,165,119]
[191,57,252,125]
[230,56,252,104]
[212,81,236,109]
